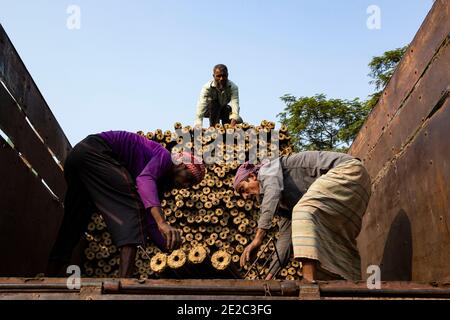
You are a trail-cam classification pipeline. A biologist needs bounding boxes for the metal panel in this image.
[350,0,450,159]
[349,0,450,283]
[364,40,450,179]
[0,138,64,276]
[0,24,71,164]
[0,85,66,199]
[357,99,450,282]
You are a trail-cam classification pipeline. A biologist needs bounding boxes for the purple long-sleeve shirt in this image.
[99,130,173,209]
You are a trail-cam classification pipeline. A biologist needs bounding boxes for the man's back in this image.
[99,130,171,179]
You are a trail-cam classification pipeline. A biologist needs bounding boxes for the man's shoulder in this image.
[258,158,282,180]
[228,80,238,90]
[202,80,215,89]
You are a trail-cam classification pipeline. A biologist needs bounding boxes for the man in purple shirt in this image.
[47,131,205,277]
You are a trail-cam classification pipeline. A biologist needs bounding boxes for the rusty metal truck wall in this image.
[0,24,72,276]
[349,0,450,282]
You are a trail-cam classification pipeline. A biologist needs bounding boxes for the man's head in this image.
[235,173,260,200]
[213,64,228,90]
[172,152,206,188]
[234,162,262,200]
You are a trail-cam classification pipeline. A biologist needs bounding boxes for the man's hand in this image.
[240,240,262,267]
[158,222,182,251]
[230,119,237,127]
[240,228,267,267]
[149,207,182,251]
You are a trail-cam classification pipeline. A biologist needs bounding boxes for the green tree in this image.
[278,94,370,152]
[278,46,407,152]
[368,46,407,92]
[366,46,408,107]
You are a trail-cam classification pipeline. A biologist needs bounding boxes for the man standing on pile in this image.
[195,64,243,127]
[234,152,371,282]
[46,131,205,278]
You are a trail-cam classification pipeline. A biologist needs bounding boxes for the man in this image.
[195,64,242,127]
[46,131,205,278]
[234,151,371,282]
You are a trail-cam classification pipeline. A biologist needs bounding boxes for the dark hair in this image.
[213,64,228,74]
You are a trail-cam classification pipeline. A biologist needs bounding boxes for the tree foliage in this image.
[366,46,408,107]
[278,94,370,152]
[368,46,408,92]
[278,46,407,152]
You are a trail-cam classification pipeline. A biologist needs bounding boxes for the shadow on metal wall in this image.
[380,209,413,281]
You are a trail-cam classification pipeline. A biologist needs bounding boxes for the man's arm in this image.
[240,163,284,267]
[257,161,284,230]
[228,82,240,121]
[195,84,210,126]
[239,183,280,267]
[252,228,267,246]
[136,149,182,250]
[135,149,172,209]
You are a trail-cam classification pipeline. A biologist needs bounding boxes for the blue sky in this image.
[0,0,433,145]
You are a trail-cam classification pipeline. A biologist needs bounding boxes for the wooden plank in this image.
[0,85,66,199]
[357,99,450,282]
[0,137,64,276]
[0,24,71,163]
[350,0,450,159]
[364,40,450,179]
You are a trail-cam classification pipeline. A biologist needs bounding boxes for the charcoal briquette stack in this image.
[82,121,302,280]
